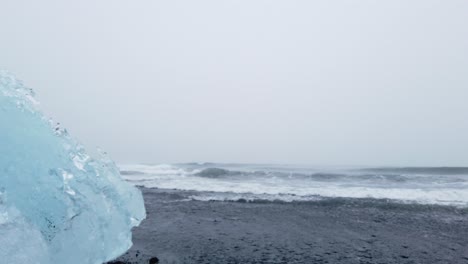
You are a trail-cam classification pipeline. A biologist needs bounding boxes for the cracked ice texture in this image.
[0,72,146,264]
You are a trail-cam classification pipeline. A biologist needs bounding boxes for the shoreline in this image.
[110,187,468,264]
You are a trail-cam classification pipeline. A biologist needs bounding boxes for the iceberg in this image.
[0,72,146,264]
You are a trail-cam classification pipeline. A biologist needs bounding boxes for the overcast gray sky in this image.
[1,1,467,166]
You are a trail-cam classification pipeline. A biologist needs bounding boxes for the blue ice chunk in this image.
[0,71,146,264]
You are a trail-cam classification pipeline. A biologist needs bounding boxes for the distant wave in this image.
[360,167,468,175]
[195,168,239,178]
[194,168,270,178]
[305,173,406,182]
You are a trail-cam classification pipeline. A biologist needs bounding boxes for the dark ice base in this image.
[109,187,468,264]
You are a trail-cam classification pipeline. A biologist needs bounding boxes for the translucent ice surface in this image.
[0,72,146,264]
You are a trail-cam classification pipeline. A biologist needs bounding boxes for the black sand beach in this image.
[110,187,468,264]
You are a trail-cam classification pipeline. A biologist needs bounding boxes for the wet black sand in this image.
[109,187,468,264]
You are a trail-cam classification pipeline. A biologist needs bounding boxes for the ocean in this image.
[119,163,468,207]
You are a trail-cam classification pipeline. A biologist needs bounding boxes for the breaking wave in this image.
[119,164,468,207]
